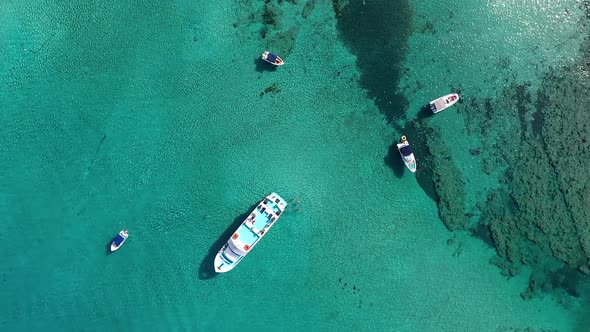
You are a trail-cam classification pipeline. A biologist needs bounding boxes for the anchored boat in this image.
[261,51,284,66]
[430,93,460,114]
[110,230,128,252]
[214,192,288,273]
[397,135,417,173]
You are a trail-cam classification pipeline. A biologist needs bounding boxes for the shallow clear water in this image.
[1,0,588,331]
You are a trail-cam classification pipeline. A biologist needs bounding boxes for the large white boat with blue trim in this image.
[214,192,288,273]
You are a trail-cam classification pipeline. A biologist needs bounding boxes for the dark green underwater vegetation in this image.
[419,28,590,303]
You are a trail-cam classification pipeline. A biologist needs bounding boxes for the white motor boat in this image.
[430,93,460,114]
[396,135,417,173]
[261,51,284,66]
[110,230,129,252]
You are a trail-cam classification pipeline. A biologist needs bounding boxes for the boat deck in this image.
[433,99,446,110]
[215,193,288,272]
[236,224,259,245]
[235,199,283,245]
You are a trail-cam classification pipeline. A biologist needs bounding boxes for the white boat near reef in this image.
[261,51,284,66]
[430,93,459,114]
[397,135,417,173]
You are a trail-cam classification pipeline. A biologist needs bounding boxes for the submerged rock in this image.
[460,37,590,299]
[302,0,317,19]
[268,26,299,59]
[425,127,467,231]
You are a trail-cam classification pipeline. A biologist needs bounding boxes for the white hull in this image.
[214,193,287,273]
[261,51,284,66]
[262,58,284,66]
[400,154,417,173]
[397,138,417,173]
[110,230,128,252]
[430,93,460,113]
[214,246,244,273]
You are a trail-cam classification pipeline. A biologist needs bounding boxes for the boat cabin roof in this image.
[113,234,125,246]
[433,99,446,110]
[400,145,413,157]
[267,52,278,62]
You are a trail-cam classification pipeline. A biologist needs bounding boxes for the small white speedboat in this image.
[110,230,129,252]
[430,93,460,114]
[261,51,284,66]
[397,135,417,173]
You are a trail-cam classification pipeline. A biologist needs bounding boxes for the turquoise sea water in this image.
[1,0,589,331]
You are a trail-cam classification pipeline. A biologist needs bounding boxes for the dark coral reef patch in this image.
[233,0,300,59]
[457,37,590,300]
[425,126,467,231]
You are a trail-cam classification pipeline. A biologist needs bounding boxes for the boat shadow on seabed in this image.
[416,104,435,121]
[105,240,113,255]
[198,204,258,280]
[254,58,278,73]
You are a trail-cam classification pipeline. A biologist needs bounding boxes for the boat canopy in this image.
[400,145,413,157]
[113,234,125,246]
[433,99,446,110]
[267,52,278,62]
